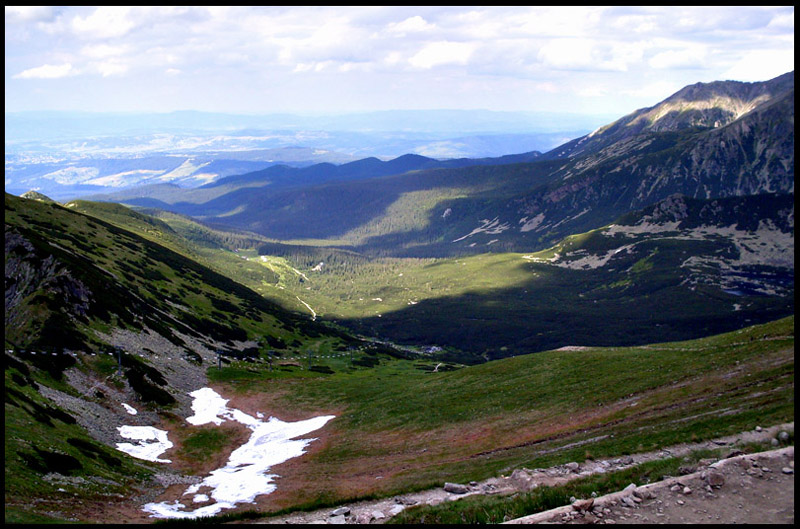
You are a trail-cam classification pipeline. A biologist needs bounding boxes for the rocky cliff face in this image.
[5,229,93,351]
[509,74,794,246]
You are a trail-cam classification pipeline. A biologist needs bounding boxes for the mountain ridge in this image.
[80,72,792,259]
[544,71,794,160]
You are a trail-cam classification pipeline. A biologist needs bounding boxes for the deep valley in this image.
[4,71,794,524]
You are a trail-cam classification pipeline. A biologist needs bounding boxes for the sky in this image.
[4,6,795,117]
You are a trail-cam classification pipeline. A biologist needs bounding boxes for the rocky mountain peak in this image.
[20,190,55,202]
[554,71,794,159]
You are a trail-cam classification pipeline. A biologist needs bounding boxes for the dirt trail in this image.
[505,446,794,524]
[251,423,793,525]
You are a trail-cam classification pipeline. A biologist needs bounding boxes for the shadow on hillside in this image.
[330,264,795,363]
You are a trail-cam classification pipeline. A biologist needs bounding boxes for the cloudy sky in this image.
[5,6,794,117]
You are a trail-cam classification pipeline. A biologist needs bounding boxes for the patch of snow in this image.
[121,403,138,415]
[519,213,546,232]
[143,387,335,519]
[453,217,510,242]
[116,425,172,463]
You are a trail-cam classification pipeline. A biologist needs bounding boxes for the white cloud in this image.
[4,6,796,114]
[93,60,129,77]
[622,80,684,101]
[5,6,56,23]
[721,49,795,82]
[767,12,794,30]
[409,41,477,69]
[537,38,646,72]
[386,15,435,34]
[13,62,75,79]
[81,43,129,59]
[649,47,708,69]
[71,6,136,39]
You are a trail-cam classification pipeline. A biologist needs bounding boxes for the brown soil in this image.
[249,424,794,525]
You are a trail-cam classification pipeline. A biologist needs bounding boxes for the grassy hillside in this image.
[5,191,371,522]
[207,315,793,518]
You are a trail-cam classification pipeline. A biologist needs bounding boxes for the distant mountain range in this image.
[88,72,793,260]
[5,109,608,200]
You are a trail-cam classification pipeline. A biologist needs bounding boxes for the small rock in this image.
[746,467,763,478]
[670,484,682,492]
[676,499,685,505]
[781,467,794,474]
[444,482,469,494]
[682,486,692,495]
[387,504,405,516]
[771,438,780,446]
[705,470,725,488]
[778,431,790,442]
[633,488,654,500]
[329,515,346,524]
[565,462,580,472]
[331,507,350,517]
[755,426,762,432]
[510,469,534,491]
[572,498,594,512]
[371,510,386,520]
[355,512,373,524]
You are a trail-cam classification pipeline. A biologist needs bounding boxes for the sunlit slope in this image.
[212,316,794,513]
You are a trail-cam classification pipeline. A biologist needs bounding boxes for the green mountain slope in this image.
[5,193,351,358]
[93,192,789,363]
[5,191,372,521]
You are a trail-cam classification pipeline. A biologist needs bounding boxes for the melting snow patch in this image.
[121,403,138,415]
[143,387,335,519]
[116,426,172,463]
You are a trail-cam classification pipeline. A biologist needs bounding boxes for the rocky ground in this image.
[251,423,793,525]
[506,446,794,525]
